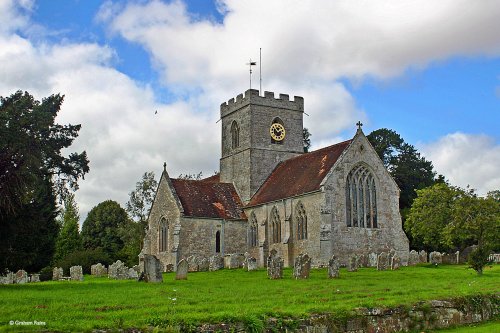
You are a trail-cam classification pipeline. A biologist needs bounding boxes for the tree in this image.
[303,128,312,153]
[81,200,130,260]
[126,171,158,228]
[367,128,437,211]
[53,193,82,263]
[178,172,203,180]
[0,91,89,215]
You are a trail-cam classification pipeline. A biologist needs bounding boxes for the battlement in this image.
[220,89,304,117]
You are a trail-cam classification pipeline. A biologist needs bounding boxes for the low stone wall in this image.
[182,294,499,332]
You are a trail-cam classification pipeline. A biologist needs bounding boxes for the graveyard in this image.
[0,264,498,332]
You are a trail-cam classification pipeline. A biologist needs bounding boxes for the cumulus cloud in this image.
[420,133,500,195]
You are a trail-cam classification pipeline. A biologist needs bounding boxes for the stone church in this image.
[141,89,410,269]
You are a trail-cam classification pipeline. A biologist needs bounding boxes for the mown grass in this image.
[429,320,500,332]
[0,264,498,332]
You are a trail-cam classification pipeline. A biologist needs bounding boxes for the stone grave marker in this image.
[144,254,163,283]
[390,255,401,270]
[377,252,389,270]
[267,250,283,279]
[408,250,419,266]
[246,257,258,271]
[429,251,443,265]
[347,255,358,272]
[176,259,188,280]
[14,270,28,284]
[209,254,224,271]
[70,266,83,281]
[293,253,311,279]
[328,255,340,278]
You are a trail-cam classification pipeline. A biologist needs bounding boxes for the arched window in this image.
[271,207,281,243]
[159,218,169,252]
[215,230,221,253]
[249,213,258,247]
[346,165,378,228]
[270,117,285,145]
[231,121,240,149]
[295,202,308,240]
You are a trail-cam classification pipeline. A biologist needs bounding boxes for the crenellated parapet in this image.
[220,89,304,118]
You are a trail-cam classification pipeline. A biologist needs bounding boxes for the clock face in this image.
[270,123,286,141]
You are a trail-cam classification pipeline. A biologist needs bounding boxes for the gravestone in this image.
[30,274,40,283]
[347,255,358,272]
[293,253,311,279]
[225,253,245,269]
[266,250,283,279]
[246,257,258,271]
[391,255,401,270]
[70,266,83,281]
[187,255,199,272]
[53,267,63,281]
[91,263,108,276]
[442,253,456,264]
[176,259,188,280]
[198,258,209,272]
[128,268,138,279]
[357,254,368,268]
[377,252,389,271]
[243,252,250,270]
[0,272,14,284]
[144,254,163,283]
[368,252,378,267]
[328,255,340,278]
[209,254,224,271]
[459,245,477,264]
[108,260,129,280]
[429,251,442,265]
[419,250,428,263]
[14,270,28,284]
[408,250,419,266]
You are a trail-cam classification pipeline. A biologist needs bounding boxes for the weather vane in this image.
[246,58,257,90]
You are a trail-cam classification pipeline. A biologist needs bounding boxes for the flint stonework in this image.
[176,259,188,280]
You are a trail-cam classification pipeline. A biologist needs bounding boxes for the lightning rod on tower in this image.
[246,59,257,90]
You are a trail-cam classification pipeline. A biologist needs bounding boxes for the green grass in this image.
[429,320,500,332]
[0,264,498,332]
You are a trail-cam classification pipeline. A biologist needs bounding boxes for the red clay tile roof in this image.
[201,174,220,182]
[170,178,246,220]
[248,139,352,206]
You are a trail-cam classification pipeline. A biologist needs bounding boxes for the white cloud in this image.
[420,133,500,195]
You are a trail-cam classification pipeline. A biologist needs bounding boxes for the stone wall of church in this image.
[245,191,327,268]
[323,132,410,265]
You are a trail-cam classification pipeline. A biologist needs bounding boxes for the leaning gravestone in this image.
[53,267,63,281]
[209,254,224,271]
[419,250,428,263]
[368,252,378,267]
[267,250,283,279]
[391,255,401,270]
[176,259,188,280]
[347,255,358,272]
[328,255,340,278]
[91,263,108,277]
[377,252,389,271]
[246,257,258,271]
[143,254,163,283]
[293,253,311,279]
[429,251,443,265]
[70,266,83,281]
[108,260,129,280]
[14,270,29,284]
[408,250,419,266]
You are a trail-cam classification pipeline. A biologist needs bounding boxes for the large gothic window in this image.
[271,207,281,243]
[346,165,378,228]
[249,213,258,247]
[231,121,240,149]
[159,218,169,252]
[295,202,308,240]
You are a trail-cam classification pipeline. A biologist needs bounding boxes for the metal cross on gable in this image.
[356,121,363,130]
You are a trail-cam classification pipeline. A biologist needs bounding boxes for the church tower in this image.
[220,89,304,203]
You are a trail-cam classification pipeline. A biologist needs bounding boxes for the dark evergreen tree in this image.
[303,128,312,153]
[53,193,82,263]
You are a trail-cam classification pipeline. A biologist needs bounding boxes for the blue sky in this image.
[1,0,499,218]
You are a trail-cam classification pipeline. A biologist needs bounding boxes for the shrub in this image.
[54,248,112,274]
[468,246,491,275]
[39,266,53,281]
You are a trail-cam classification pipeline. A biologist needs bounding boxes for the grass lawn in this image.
[429,320,500,332]
[0,264,498,332]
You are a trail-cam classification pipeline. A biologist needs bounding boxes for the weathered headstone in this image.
[1,272,14,284]
[187,255,199,272]
[176,259,188,280]
[143,254,163,283]
[293,253,311,279]
[209,254,224,271]
[429,251,442,265]
[419,250,428,263]
[53,267,63,281]
[14,270,29,284]
[198,258,209,272]
[266,250,283,279]
[368,252,378,267]
[108,260,129,280]
[246,257,258,271]
[408,250,419,266]
[377,252,389,271]
[328,255,340,278]
[347,255,358,272]
[390,255,401,270]
[91,263,108,277]
[127,268,139,279]
[243,252,250,270]
[30,274,40,283]
[225,253,245,269]
[442,253,456,264]
[70,266,83,281]
[357,254,368,268]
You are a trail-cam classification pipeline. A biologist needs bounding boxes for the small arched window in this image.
[215,230,221,253]
[231,121,240,149]
[271,117,285,145]
[346,164,378,228]
[249,212,258,247]
[159,218,169,252]
[295,202,308,240]
[271,207,281,244]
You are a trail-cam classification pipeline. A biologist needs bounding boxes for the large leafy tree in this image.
[53,193,82,263]
[81,200,129,259]
[0,91,89,272]
[126,171,158,230]
[367,128,437,211]
[303,128,312,153]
